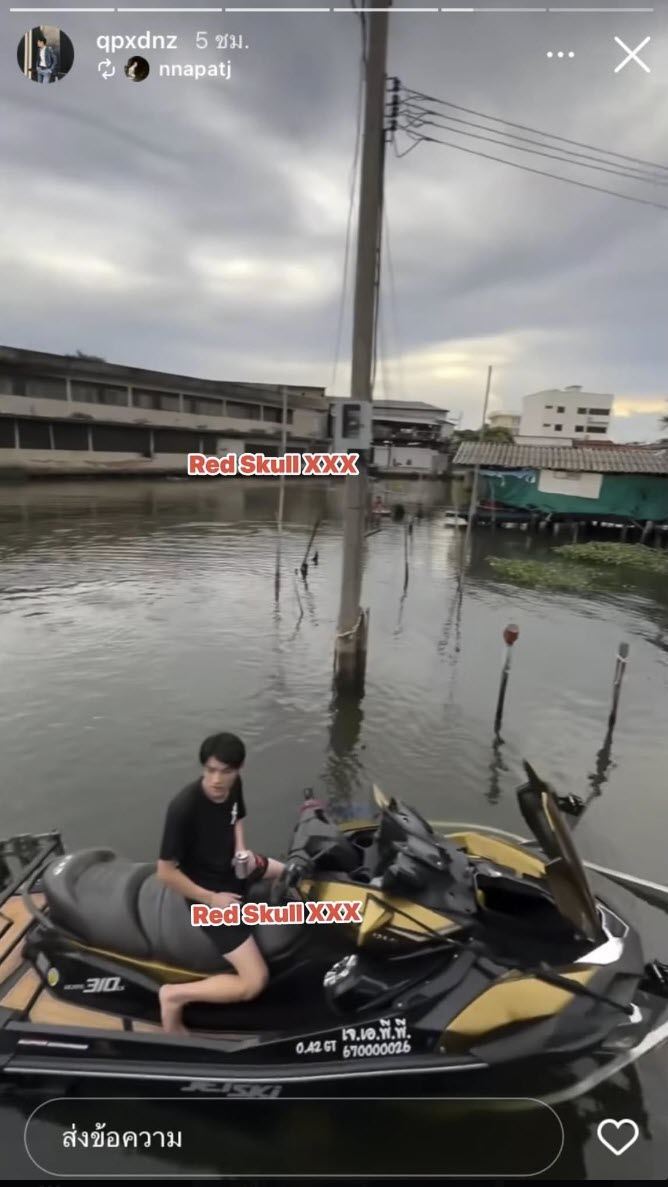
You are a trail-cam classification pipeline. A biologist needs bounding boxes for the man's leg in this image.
[159,935,268,1034]
[247,853,284,882]
[264,857,285,879]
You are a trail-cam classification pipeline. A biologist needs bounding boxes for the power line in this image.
[400,101,668,187]
[398,127,668,211]
[399,85,668,175]
[399,106,668,189]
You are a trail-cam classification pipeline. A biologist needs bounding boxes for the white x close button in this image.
[614,36,651,74]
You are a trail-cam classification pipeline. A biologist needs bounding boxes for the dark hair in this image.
[199,732,246,769]
[37,36,46,43]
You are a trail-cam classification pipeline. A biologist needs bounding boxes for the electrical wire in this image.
[400,102,668,188]
[397,127,668,212]
[399,86,668,176]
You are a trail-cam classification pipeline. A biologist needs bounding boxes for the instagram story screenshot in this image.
[1,0,668,1180]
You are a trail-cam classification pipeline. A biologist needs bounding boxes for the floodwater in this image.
[1,477,667,1180]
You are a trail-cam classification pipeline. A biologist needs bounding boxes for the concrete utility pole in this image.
[334,0,391,690]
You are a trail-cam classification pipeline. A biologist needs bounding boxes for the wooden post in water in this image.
[274,384,289,601]
[494,623,519,737]
[462,364,493,563]
[608,641,629,731]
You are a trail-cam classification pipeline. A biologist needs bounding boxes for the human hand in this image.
[208,891,241,908]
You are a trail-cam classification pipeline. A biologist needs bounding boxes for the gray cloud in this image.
[1,3,666,437]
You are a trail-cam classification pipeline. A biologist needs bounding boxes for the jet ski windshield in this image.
[518,762,603,943]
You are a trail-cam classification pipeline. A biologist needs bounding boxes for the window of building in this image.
[17,418,51,449]
[262,406,281,424]
[182,396,225,417]
[575,425,584,432]
[52,422,90,450]
[554,424,563,431]
[578,407,586,414]
[92,425,151,452]
[25,377,67,400]
[588,408,610,416]
[0,418,16,447]
[542,423,552,428]
[133,389,181,412]
[153,428,202,453]
[3,375,65,400]
[260,406,294,426]
[557,405,565,413]
[71,381,128,407]
[544,404,553,409]
[226,401,261,421]
[246,443,280,457]
[588,425,607,433]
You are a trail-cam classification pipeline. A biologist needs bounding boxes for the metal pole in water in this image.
[494,623,519,736]
[608,641,629,731]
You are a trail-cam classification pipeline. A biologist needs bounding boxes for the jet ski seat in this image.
[42,849,306,974]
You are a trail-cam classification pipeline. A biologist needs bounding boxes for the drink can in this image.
[233,850,252,879]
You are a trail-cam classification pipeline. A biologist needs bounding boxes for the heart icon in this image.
[597,1118,640,1157]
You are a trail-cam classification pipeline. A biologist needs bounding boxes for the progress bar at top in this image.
[8,3,656,10]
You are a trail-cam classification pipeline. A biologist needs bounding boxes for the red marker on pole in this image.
[495,623,520,736]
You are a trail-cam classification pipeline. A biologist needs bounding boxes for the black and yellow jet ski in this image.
[0,762,667,1097]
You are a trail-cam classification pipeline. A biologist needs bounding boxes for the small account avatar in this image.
[17,26,74,85]
[125,55,150,81]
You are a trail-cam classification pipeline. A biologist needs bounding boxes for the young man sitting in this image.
[156,731,285,1033]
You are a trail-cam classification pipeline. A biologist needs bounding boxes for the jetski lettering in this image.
[82,976,124,994]
[342,1018,409,1043]
[343,1040,412,1058]
[181,1081,283,1097]
[295,1038,338,1055]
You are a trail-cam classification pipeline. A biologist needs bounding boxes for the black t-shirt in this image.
[159,777,246,893]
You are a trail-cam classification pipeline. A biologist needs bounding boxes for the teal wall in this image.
[480,470,668,520]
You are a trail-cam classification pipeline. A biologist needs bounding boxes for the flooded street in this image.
[1,477,668,1178]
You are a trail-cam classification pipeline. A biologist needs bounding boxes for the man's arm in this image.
[156,859,216,904]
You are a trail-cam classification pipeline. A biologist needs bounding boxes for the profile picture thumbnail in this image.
[17,25,74,84]
[125,56,150,82]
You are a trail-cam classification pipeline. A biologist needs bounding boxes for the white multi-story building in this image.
[518,386,613,445]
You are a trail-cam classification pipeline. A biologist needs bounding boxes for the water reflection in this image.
[1,477,668,1175]
[323,686,366,816]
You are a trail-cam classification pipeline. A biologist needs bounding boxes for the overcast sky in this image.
[2,2,667,438]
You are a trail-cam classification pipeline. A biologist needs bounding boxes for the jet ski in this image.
[1,763,667,1098]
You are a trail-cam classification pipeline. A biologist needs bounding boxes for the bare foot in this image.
[159,984,188,1035]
